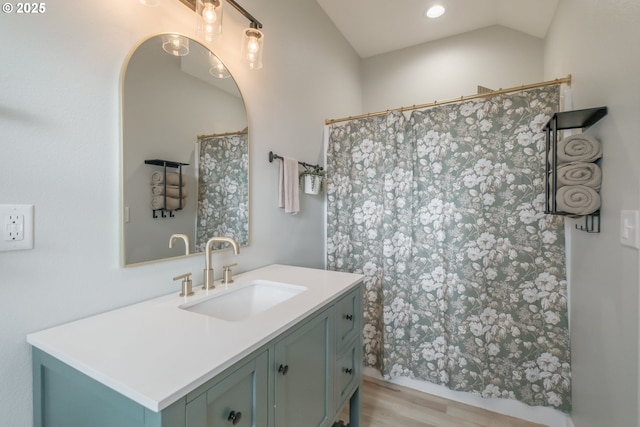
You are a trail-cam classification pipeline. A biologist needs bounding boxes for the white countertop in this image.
[27,264,363,412]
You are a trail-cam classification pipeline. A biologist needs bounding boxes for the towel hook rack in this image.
[268,151,323,172]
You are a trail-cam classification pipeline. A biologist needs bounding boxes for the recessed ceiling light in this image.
[426,5,445,19]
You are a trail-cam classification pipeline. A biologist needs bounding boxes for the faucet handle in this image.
[173,272,194,297]
[221,263,238,285]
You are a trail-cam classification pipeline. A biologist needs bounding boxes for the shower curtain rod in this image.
[325,75,572,125]
[197,128,248,140]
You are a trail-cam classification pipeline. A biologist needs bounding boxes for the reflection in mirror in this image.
[122,34,249,266]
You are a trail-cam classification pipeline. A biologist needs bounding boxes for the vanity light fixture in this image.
[225,0,264,70]
[196,0,223,42]
[241,23,264,70]
[426,4,445,18]
[178,0,264,70]
[161,34,190,56]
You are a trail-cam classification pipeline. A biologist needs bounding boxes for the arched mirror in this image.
[121,34,249,266]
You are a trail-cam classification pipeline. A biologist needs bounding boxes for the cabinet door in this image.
[186,352,268,427]
[274,309,332,427]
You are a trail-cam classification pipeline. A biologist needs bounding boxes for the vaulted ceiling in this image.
[315,0,560,58]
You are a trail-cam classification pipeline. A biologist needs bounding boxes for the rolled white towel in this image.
[556,133,602,164]
[151,195,187,210]
[151,184,188,198]
[556,185,601,216]
[556,162,601,190]
[151,171,184,186]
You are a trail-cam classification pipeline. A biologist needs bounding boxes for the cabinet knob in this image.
[343,368,353,375]
[227,410,242,424]
[278,364,289,375]
[343,314,353,321]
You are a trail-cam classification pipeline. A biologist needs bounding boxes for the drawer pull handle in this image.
[278,364,289,375]
[343,368,353,375]
[227,410,242,424]
[343,314,353,321]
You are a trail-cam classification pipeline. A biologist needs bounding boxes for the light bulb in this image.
[247,36,260,53]
[197,0,222,38]
[202,4,217,23]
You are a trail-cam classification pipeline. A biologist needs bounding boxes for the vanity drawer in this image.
[334,339,361,411]
[334,286,361,353]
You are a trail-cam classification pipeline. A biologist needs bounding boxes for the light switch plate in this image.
[620,210,640,249]
[0,204,34,251]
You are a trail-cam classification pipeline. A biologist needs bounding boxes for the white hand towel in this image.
[151,171,184,186]
[556,133,602,164]
[278,157,300,214]
[556,162,601,190]
[151,195,187,210]
[151,184,188,198]
[556,185,601,216]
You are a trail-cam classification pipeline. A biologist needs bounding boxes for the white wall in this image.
[0,0,361,425]
[544,1,640,426]
[361,25,545,113]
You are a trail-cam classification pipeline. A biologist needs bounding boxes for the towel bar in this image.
[268,151,323,172]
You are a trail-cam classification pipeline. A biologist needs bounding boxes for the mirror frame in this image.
[119,33,250,267]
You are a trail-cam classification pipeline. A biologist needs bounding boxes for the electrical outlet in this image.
[5,214,24,241]
[0,205,34,251]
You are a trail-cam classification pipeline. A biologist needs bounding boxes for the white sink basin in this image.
[180,280,307,321]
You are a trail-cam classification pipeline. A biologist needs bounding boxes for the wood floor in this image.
[336,377,547,427]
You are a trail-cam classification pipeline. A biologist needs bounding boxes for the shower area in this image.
[196,130,249,252]
[325,84,571,413]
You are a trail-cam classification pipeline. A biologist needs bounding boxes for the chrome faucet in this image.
[203,236,240,290]
[169,233,191,255]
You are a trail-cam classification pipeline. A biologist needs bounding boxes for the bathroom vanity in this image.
[27,265,363,427]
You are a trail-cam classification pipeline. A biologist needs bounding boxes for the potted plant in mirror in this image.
[300,168,326,195]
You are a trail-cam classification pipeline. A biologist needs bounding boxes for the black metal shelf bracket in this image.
[576,212,600,233]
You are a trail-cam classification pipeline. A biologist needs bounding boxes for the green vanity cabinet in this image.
[186,352,268,427]
[273,308,332,427]
[32,282,363,427]
[32,349,187,427]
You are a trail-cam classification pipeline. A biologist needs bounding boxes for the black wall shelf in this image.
[144,159,188,168]
[544,106,608,233]
[549,107,608,130]
[145,159,189,218]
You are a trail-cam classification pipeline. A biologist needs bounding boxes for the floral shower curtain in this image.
[196,133,249,252]
[326,86,571,412]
